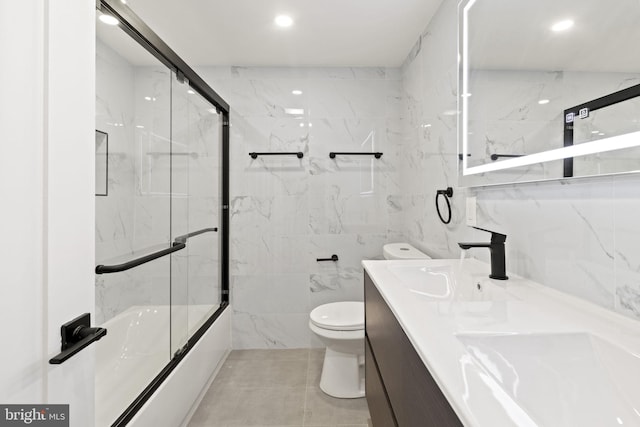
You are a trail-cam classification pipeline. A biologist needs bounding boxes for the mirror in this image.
[458,0,640,186]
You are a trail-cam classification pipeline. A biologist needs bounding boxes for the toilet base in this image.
[319,347,365,398]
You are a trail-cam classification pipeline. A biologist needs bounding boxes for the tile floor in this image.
[188,348,371,427]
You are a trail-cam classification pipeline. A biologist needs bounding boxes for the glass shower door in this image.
[170,73,222,356]
[95,17,173,426]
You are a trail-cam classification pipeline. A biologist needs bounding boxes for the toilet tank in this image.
[383,243,430,260]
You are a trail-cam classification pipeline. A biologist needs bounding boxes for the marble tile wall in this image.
[197,66,404,348]
[399,0,640,322]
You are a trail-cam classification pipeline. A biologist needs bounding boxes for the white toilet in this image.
[383,242,431,261]
[309,243,430,398]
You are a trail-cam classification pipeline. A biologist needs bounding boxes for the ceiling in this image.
[109,0,443,67]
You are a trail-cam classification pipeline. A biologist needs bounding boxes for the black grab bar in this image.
[329,152,383,159]
[174,227,218,244]
[249,152,303,159]
[95,242,186,274]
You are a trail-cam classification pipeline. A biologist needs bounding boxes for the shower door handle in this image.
[49,313,107,364]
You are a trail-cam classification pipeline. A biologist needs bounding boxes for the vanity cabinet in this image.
[365,272,462,427]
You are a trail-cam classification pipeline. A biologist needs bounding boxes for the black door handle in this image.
[49,313,107,364]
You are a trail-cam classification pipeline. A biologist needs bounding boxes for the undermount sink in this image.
[387,263,514,301]
[457,332,640,426]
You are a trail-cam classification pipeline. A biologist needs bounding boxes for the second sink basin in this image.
[457,332,640,426]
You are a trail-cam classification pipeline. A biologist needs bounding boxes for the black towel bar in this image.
[490,154,523,161]
[249,152,303,159]
[329,152,382,159]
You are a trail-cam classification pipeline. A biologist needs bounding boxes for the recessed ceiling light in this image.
[538,99,550,105]
[285,108,304,115]
[136,125,144,129]
[292,90,303,95]
[591,130,600,134]
[598,132,605,136]
[551,19,574,32]
[99,13,120,26]
[275,14,293,28]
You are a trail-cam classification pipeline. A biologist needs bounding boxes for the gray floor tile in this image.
[308,348,325,361]
[190,385,305,426]
[306,354,323,387]
[216,358,308,388]
[303,387,370,426]
[188,349,370,427]
[228,349,310,361]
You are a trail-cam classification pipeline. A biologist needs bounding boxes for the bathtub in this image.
[95,304,231,427]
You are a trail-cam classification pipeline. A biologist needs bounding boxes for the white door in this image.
[0,1,97,426]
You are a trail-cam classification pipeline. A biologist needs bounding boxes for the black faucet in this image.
[458,226,508,280]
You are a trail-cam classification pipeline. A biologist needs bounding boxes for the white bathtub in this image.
[95,305,231,427]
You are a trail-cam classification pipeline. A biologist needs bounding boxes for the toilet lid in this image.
[310,302,364,331]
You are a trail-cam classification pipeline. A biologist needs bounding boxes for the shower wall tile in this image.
[399,0,640,323]
[200,66,404,348]
[96,43,222,324]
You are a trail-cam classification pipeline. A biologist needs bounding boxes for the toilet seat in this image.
[310,302,364,331]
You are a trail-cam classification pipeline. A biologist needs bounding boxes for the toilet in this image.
[309,243,429,398]
[383,242,431,260]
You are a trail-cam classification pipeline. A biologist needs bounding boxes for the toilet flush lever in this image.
[317,254,339,262]
[49,313,107,364]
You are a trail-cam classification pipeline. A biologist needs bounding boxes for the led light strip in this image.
[464,130,640,175]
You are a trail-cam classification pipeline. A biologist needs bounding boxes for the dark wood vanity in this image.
[364,272,462,427]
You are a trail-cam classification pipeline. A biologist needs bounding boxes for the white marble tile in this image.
[307,79,388,119]
[231,274,309,314]
[193,66,406,347]
[231,195,308,236]
[309,272,364,309]
[612,174,640,320]
[232,312,310,349]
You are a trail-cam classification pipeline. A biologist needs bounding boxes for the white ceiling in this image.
[113,0,444,67]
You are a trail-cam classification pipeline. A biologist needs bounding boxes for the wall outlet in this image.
[466,197,477,226]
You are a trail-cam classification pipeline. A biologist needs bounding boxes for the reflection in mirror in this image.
[458,0,640,186]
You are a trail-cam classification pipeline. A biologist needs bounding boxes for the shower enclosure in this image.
[94,2,229,425]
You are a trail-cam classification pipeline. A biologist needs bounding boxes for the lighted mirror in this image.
[458,0,640,186]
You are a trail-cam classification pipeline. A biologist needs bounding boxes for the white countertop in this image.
[362,258,640,427]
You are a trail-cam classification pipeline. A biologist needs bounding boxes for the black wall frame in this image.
[563,83,640,178]
[98,1,230,426]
